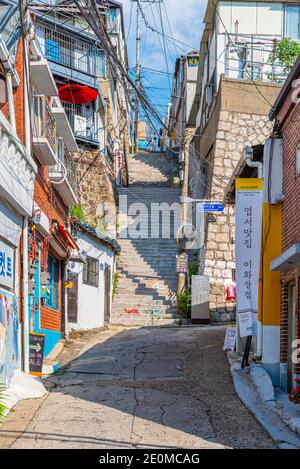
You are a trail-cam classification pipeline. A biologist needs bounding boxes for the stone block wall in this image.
[74,150,118,239]
[203,110,273,322]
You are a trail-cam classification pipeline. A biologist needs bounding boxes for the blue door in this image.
[28,246,61,357]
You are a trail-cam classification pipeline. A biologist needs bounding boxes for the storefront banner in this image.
[0,291,19,384]
[235,178,263,337]
[0,239,15,291]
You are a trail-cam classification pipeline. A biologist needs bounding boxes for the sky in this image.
[119,0,206,132]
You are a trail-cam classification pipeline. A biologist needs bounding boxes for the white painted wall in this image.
[68,231,114,331]
[170,55,198,145]
[218,1,283,36]
[197,1,289,131]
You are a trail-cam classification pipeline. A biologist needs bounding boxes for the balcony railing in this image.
[32,95,56,150]
[49,138,77,206]
[36,23,106,78]
[51,140,76,186]
[220,33,289,83]
[62,101,99,143]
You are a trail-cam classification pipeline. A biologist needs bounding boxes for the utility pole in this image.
[177,129,191,295]
[131,0,164,154]
[134,0,140,154]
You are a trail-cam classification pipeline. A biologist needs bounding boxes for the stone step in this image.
[112,151,179,326]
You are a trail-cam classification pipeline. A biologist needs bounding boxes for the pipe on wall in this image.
[6,72,16,133]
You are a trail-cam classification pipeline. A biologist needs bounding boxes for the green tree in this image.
[70,205,87,223]
[272,38,300,73]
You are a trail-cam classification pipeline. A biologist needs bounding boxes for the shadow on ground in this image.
[0,326,276,449]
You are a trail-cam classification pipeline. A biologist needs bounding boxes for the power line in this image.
[211,0,273,108]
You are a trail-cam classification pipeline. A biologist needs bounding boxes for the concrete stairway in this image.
[112,151,181,326]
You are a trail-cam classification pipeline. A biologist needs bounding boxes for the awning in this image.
[270,243,300,272]
[57,224,79,251]
[58,84,98,105]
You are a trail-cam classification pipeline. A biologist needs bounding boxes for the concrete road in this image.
[4,326,276,449]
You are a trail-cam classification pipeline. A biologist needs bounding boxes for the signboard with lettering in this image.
[176,253,188,273]
[235,178,263,337]
[223,324,237,351]
[198,203,224,213]
[0,239,15,291]
[29,332,45,376]
[188,56,199,67]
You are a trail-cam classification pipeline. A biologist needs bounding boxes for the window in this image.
[44,255,59,310]
[296,145,300,174]
[83,256,99,287]
[285,4,300,40]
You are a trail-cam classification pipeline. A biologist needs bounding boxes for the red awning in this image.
[57,224,79,251]
[58,84,98,105]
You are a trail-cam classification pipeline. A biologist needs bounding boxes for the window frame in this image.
[44,254,59,311]
[83,256,99,288]
[284,4,300,40]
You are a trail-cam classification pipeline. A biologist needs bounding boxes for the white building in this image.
[0,2,37,385]
[168,52,199,155]
[195,0,299,132]
[67,221,120,331]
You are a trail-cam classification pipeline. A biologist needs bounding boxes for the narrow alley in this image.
[1,326,275,449]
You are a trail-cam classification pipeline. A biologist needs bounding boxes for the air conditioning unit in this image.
[74,115,87,136]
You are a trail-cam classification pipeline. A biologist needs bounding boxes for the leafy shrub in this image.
[177,290,191,315]
[70,205,87,223]
[271,38,300,73]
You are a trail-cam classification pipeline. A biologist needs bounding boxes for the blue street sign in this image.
[198,203,224,213]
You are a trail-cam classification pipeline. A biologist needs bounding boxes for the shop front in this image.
[28,207,77,358]
[0,113,36,385]
[0,231,20,385]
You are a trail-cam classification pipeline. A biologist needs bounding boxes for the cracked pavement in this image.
[1,326,276,449]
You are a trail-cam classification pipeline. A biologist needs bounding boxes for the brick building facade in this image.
[270,58,300,391]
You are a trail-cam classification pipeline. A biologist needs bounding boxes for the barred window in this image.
[83,256,99,287]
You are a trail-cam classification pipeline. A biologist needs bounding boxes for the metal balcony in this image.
[32,95,57,165]
[49,138,78,207]
[36,23,106,79]
[221,33,290,83]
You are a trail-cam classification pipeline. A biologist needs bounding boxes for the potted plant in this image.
[288,378,300,405]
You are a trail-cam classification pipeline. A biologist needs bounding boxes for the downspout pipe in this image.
[244,146,263,179]
[22,35,31,374]
[243,146,263,359]
[6,72,16,133]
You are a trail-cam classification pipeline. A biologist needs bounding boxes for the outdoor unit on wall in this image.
[73,115,87,137]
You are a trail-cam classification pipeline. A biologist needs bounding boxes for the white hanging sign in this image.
[223,324,237,351]
[235,178,263,337]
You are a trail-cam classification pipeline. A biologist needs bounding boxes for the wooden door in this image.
[67,272,78,324]
[104,266,111,324]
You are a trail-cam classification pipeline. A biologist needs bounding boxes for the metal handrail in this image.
[36,23,105,78]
